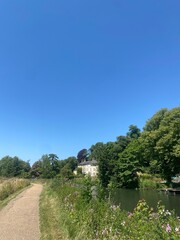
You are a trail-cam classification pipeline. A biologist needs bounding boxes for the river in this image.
[112,189,180,216]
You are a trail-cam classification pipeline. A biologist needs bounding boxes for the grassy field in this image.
[39,179,180,240]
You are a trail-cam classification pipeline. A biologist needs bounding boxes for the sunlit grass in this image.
[40,182,66,240]
[0,178,30,201]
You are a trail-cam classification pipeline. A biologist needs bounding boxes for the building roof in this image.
[79,159,97,166]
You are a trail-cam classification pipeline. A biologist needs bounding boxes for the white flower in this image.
[121,221,126,226]
[165,210,171,216]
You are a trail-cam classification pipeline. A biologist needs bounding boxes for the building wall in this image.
[78,164,98,177]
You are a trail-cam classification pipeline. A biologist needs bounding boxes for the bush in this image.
[138,174,164,189]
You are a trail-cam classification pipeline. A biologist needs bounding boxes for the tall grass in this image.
[138,173,165,189]
[0,178,30,201]
[0,177,7,184]
[40,179,180,240]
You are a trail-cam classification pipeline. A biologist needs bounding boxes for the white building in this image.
[75,160,98,177]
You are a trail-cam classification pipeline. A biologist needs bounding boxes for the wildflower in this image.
[165,210,171,216]
[160,209,165,215]
[175,226,180,235]
[110,205,119,211]
[121,221,126,226]
[175,227,179,232]
[166,224,171,233]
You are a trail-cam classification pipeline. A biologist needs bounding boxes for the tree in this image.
[89,142,119,187]
[141,107,180,182]
[60,165,74,179]
[116,135,130,152]
[40,155,54,178]
[127,125,141,140]
[143,108,168,131]
[0,156,30,177]
[114,140,142,188]
[48,154,60,175]
[65,157,78,171]
[154,107,180,181]
[32,154,60,178]
[48,153,58,161]
[30,160,42,177]
[77,149,88,163]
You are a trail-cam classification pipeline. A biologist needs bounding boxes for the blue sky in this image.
[0,0,179,164]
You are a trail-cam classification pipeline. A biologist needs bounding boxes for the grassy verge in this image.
[40,182,68,240]
[40,178,180,240]
[0,179,31,209]
[0,178,30,201]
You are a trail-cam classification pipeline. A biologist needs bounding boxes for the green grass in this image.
[40,182,68,240]
[40,179,180,240]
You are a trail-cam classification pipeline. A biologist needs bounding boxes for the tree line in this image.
[0,107,179,188]
[0,154,78,179]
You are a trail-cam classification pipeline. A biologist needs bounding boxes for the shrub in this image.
[138,174,164,189]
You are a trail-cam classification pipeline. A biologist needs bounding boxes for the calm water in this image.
[112,189,180,216]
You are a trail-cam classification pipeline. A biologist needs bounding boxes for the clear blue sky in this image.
[0,0,179,164]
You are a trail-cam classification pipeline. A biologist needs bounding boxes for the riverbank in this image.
[40,179,180,240]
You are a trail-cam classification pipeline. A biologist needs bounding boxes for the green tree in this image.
[127,125,141,139]
[60,165,74,179]
[90,142,119,187]
[77,149,88,163]
[114,140,142,188]
[143,108,168,131]
[154,107,180,181]
[141,107,180,182]
[116,135,130,152]
[48,154,60,175]
[65,157,77,171]
[0,156,30,177]
[30,160,42,177]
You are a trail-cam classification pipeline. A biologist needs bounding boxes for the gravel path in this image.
[0,184,43,240]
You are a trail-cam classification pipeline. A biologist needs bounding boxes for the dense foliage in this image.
[88,107,180,188]
[0,156,30,178]
[40,179,180,240]
[30,154,77,178]
[0,154,78,179]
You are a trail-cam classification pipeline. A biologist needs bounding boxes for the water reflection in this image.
[112,189,180,216]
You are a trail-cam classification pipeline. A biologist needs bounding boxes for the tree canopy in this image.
[88,107,180,187]
[0,156,30,177]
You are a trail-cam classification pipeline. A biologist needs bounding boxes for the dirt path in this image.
[0,184,43,240]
